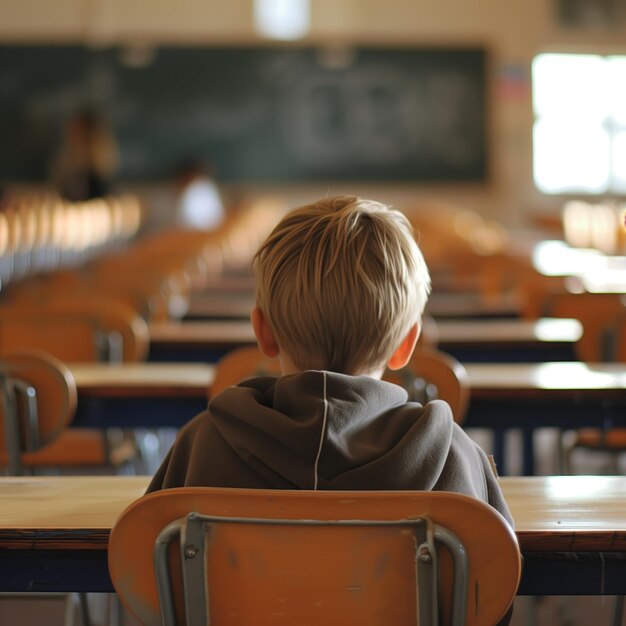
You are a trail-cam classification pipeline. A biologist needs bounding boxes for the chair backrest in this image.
[211,345,281,396]
[0,350,77,474]
[211,346,469,423]
[614,311,626,362]
[0,298,149,362]
[109,487,520,626]
[383,348,470,424]
[550,293,626,361]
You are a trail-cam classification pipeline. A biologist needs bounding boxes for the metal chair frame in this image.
[154,512,469,626]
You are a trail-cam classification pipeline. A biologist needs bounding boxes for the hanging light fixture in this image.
[254,0,310,40]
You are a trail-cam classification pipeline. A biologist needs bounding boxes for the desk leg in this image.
[490,429,535,476]
[493,430,506,476]
[611,596,624,626]
[522,429,536,476]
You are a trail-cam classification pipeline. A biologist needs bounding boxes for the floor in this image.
[1,593,624,625]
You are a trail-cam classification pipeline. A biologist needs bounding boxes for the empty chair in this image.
[0,302,145,472]
[0,351,96,626]
[109,487,520,626]
[0,350,132,473]
[562,309,626,474]
[384,347,470,424]
[210,345,281,396]
[211,345,469,425]
[0,350,77,474]
[549,293,626,362]
[616,311,626,362]
[0,298,149,363]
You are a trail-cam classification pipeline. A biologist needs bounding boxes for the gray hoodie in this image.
[147,370,512,526]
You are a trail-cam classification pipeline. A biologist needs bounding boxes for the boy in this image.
[147,195,512,526]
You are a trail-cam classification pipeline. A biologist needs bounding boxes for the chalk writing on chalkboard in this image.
[0,46,487,183]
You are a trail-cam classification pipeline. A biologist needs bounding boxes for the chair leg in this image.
[555,596,575,626]
[523,596,539,626]
[611,595,624,626]
[110,594,125,626]
[557,430,573,475]
[64,594,77,626]
[78,592,91,626]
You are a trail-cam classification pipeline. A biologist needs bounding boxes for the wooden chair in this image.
[211,346,469,424]
[549,293,626,362]
[0,303,145,472]
[542,296,626,473]
[616,311,626,362]
[109,487,520,626]
[0,350,76,474]
[0,352,93,626]
[384,348,470,424]
[0,298,149,363]
[561,309,626,474]
[211,345,281,396]
[0,350,130,474]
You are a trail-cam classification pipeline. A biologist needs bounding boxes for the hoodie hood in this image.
[208,370,457,491]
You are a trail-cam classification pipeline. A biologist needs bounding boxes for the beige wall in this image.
[2,0,625,225]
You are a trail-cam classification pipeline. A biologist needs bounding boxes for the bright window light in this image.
[533,54,609,120]
[533,53,626,194]
[533,120,610,193]
[608,57,626,124]
[254,0,309,40]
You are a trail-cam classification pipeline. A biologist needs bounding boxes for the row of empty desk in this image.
[68,360,626,476]
[148,317,583,362]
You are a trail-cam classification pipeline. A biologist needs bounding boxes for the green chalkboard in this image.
[0,45,488,183]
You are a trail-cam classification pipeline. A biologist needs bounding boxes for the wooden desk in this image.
[425,292,521,319]
[148,318,581,363]
[185,294,255,320]
[1,475,625,595]
[465,362,626,475]
[68,361,626,474]
[71,362,213,398]
[148,320,256,361]
[533,240,626,293]
[193,275,256,294]
[70,362,212,429]
[185,291,523,321]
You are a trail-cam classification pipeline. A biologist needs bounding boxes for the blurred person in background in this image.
[51,108,119,201]
[175,160,225,230]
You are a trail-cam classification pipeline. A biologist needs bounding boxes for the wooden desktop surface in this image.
[149,320,256,346]
[69,362,214,398]
[186,294,255,319]
[1,475,625,553]
[149,318,582,349]
[533,240,626,293]
[186,291,523,320]
[68,361,626,401]
[68,361,626,477]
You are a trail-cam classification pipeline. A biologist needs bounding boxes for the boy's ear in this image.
[251,306,280,358]
[386,323,420,371]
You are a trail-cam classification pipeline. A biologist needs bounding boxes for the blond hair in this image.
[252,196,431,374]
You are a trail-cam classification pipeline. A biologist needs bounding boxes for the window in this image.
[532,53,626,194]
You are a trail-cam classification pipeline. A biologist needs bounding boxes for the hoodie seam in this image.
[312,371,328,490]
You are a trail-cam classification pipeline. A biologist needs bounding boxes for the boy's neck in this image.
[278,354,384,380]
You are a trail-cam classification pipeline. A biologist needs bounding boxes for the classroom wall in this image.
[2,0,626,226]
